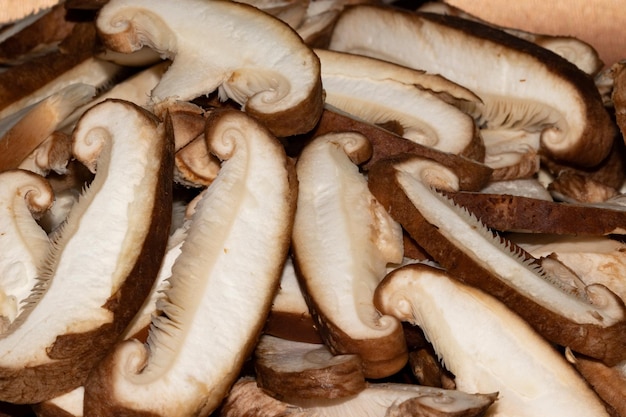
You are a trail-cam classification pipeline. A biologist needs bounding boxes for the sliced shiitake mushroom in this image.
[368,155,626,366]
[329,4,616,168]
[0,99,173,404]
[83,109,297,417]
[375,262,611,417]
[96,0,324,137]
[292,131,407,379]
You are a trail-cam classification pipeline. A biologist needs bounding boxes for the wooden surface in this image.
[445,0,626,67]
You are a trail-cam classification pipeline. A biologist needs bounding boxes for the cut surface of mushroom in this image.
[0,170,52,331]
[83,109,297,417]
[374,263,610,417]
[96,0,324,137]
[254,334,366,400]
[367,156,626,366]
[292,131,407,379]
[0,99,173,404]
[329,4,616,168]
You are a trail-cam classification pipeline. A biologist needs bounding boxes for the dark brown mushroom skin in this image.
[367,155,626,366]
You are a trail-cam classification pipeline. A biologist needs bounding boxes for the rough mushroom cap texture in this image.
[96,0,324,137]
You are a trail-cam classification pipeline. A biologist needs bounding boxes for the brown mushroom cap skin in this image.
[446,191,626,235]
[367,156,626,366]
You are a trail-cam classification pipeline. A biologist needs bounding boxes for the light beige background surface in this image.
[446,0,626,67]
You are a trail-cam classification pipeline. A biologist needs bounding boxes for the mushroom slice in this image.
[565,350,626,417]
[0,22,124,122]
[83,109,297,417]
[221,377,317,417]
[292,131,407,379]
[254,335,366,400]
[265,257,321,344]
[317,62,482,159]
[96,0,324,137]
[314,48,481,107]
[311,108,493,191]
[446,191,626,235]
[510,234,626,304]
[329,4,616,168]
[374,263,610,417]
[0,83,95,172]
[0,3,76,66]
[287,382,497,417]
[0,0,62,26]
[367,156,626,365]
[18,130,72,176]
[0,99,173,404]
[0,170,52,331]
[418,1,604,75]
[223,377,496,417]
[174,134,221,188]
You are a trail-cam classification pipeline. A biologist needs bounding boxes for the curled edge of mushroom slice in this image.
[317,59,483,159]
[311,108,493,192]
[34,218,191,417]
[328,4,616,168]
[0,98,173,404]
[83,109,297,417]
[96,0,324,137]
[367,155,626,366]
[254,334,366,400]
[291,131,408,379]
[0,169,52,331]
[374,262,610,417]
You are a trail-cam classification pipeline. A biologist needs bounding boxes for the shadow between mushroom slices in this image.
[291,131,408,379]
[96,0,324,137]
[0,99,173,404]
[367,155,626,366]
[83,109,297,417]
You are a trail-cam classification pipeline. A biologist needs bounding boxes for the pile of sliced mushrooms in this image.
[1,0,625,416]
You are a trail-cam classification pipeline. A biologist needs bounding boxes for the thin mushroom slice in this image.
[96,0,324,137]
[0,83,95,173]
[367,156,626,366]
[329,4,616,168]
[0,99,173,404]
[0,22,124,122]
[18,130,73,176]
[374,263,610,417]
[446,190,626,235]
[0,170,52,331]
[314,48,481,107]
[318,70,482,159]
[254,334,366,400]
[84,109,297,417]
[292,131,407,379]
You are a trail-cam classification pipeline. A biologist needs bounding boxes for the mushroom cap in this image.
[96,0,324,137]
